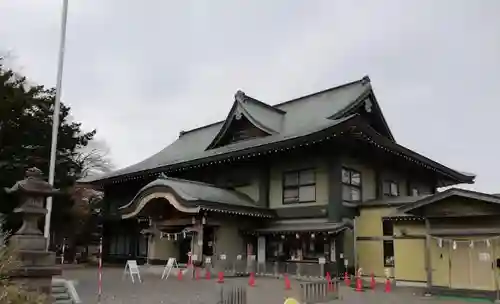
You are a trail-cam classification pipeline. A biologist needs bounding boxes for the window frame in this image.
[341,167,362,203]
[382,220,394,237]
[282,169,316,204]
[383,180,400,197]
[383,240,395,267]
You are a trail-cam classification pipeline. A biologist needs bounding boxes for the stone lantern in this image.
[4,167,61,296]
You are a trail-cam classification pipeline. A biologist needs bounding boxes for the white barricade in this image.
[123,260,142,283]
[161,257,178,280]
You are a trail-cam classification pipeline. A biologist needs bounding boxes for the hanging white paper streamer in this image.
[167,234,171,241]
[183,231,186,238]
[487,239,491,247]
[438,238,443,248]
[469,241,474,248]
[452,241,457,250]
[174,234,178,241]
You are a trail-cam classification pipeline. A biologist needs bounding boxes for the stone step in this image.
[51,279,79,304]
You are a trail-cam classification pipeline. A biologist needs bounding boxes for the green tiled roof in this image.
[119,175,274,218]
[82,77,371,183]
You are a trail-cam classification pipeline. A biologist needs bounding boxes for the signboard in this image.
[257,236,266,263]
[123,260,142,283]
[161,257,178,280]
[205,257,212,264]
[344,259,349,267]
[236,254,242,260]
[220,254,227,260]
[318,257,326,265]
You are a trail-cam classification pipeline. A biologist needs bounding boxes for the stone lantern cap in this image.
[4,167,60,197]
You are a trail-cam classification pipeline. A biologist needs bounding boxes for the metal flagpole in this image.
[44,0,69,248]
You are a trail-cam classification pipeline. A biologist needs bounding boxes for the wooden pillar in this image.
[424,219,432,295]
[194,216,204,262]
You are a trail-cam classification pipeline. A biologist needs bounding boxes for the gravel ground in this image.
[59,268,479,303]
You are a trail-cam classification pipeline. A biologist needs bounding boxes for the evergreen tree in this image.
[0,57,97,246]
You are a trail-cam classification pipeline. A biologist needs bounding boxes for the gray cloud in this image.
[1,0,499,192]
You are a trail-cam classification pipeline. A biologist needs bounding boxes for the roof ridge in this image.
[272,76,369,108]
[243,94,286,114]
[179,76,368,137]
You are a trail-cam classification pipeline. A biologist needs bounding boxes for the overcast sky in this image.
[1,0,499,192]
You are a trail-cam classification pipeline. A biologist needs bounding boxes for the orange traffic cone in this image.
[217,271,224,284]
[195,267,200,280]
[384,278,391,293]
[326,272,335,292]
[284,274,291,290]
[205,268,211,280]
[355,275,363,292]
[177,269,183,281]
[344,272,351,286]
[370,273,376,290]
[248,272,255,287]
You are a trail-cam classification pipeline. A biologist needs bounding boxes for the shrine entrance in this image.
[178,235,192,264]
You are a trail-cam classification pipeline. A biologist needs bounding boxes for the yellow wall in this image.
[269,156,328,208]
[356,207,427,281]
[356,207,392,237]
[393,221,426,282]
[356,207,392,277]
[394,239,426,282]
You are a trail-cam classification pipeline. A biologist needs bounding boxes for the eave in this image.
[87,116,473,187]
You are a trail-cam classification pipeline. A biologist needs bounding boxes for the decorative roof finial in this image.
[235,90,246,103]
[361,75,371,85]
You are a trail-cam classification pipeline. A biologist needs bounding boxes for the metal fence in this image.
[217,285,247,304]
[299,280,339,304]
[209,254,341,279]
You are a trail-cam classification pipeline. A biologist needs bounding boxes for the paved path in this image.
[59,268,480,303]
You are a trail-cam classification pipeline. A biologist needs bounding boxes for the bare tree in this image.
[75,139,114,179]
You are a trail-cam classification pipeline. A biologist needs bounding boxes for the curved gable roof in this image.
[205,90,284,150]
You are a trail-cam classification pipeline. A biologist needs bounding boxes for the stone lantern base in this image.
[9,235,61,298]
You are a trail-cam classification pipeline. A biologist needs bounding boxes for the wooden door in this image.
[431,240,450,287]
[450,242,471,289]
[469,242,494,291]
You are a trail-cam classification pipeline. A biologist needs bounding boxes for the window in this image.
[342,168,361,202]
[411,188,419,196]
[282,169,316,204]
[383,240,395,267]
[382,220,394,236]
[383,181,399,197]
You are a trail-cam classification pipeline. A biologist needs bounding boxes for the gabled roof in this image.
[205,91,284,149]
[329,85,395,141]
[81,76,372,184]
[396,188,500,215]
[119,175,274,218]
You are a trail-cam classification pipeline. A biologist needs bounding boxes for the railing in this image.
[300,280,339,304]
[217,285,247,304]
[207,254,340,279]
